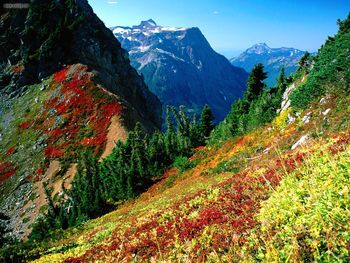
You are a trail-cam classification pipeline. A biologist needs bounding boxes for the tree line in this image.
[29,105,214,241]
[211,63,288,141]
[29,63,289,241]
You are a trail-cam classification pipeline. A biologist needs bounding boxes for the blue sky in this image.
[88,0,350,58]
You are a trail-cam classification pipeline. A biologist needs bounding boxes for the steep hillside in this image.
[111,20,248,122]
[0,0,161,241]
[4,14,350,262]
[9,85,350,262]
[231,43,307,86]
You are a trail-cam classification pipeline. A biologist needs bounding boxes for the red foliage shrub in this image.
[67,167,284,262]
[54,67,69,83]
[6,147,15,156]
[49,128,64,138]
[194,146,206,152]
[328,134,350,155]
[18,121,30,129]
[0,162,16,184]
[34,66,123,160]
[44,146,65,158]
[79,133,107,147]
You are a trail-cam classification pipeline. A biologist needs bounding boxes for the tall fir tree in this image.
[298,51,312,73]
[245,63,267,102]
[199,104,214,139]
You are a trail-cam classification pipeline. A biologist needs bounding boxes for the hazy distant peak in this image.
[231,43,307,86]
[139,19,157,28]
[247,43,272,54]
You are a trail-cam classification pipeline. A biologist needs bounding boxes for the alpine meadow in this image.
[0,1,350,262]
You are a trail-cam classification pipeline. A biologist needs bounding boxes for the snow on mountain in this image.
[231,43,307,86]
[110,19,248,122]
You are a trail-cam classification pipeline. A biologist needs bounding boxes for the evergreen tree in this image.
[67,151,104,224]
[245,63,267,102]
[147,131,167,175]
[229,99,248,136]
[165,105,175,134]
[298,51,311,73]
[179,105,190,137]
[199,104,214,139]
[271,66,288,109]
[164,105,177,159]
[277,65,286,90]
[189,114,204,146]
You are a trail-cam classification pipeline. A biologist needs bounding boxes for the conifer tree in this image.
[245,63,267,102]
[68,151,103,222]
[298,51,311,73]
[164,105,177,158]
[179,105,190,137]
[277,66,286,89]
[189,114,203,146]
[229,99,247,136]
[199,104,214,139]
[272,66,288,108]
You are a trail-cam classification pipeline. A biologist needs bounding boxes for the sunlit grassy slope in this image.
[16,92,349,262]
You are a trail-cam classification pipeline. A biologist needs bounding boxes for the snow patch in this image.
[113,27,130,34]
[154,48,186,62]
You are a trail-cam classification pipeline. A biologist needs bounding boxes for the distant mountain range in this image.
[231,43,307,86]
[111,19,248,122]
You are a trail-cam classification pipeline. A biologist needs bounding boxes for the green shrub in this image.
[22,217,30,224]
[257,148,350,262]
[173,156,194,172]
[291,13,350,109]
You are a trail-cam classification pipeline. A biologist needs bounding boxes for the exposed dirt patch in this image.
[20,160,61,239]
[51,163,77,198]
[100,115,128,159]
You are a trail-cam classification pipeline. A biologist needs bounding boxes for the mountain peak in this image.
[247,43,271,54]
[254,42,269,47]
[139,19,157,27]
[231,43,307,86]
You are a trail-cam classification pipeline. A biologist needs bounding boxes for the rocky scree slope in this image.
[231,43,307,86]
[0,0,161,241]
[111,19,248,122]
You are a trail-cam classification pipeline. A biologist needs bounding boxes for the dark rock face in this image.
[231,43,307,87]
[112,20,248,122]
[0,0,162,129]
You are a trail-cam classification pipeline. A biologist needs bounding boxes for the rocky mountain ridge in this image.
[231,43,307,86]
[111,19,248,122]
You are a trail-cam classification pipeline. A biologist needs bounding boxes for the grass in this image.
[257,142,350,262]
